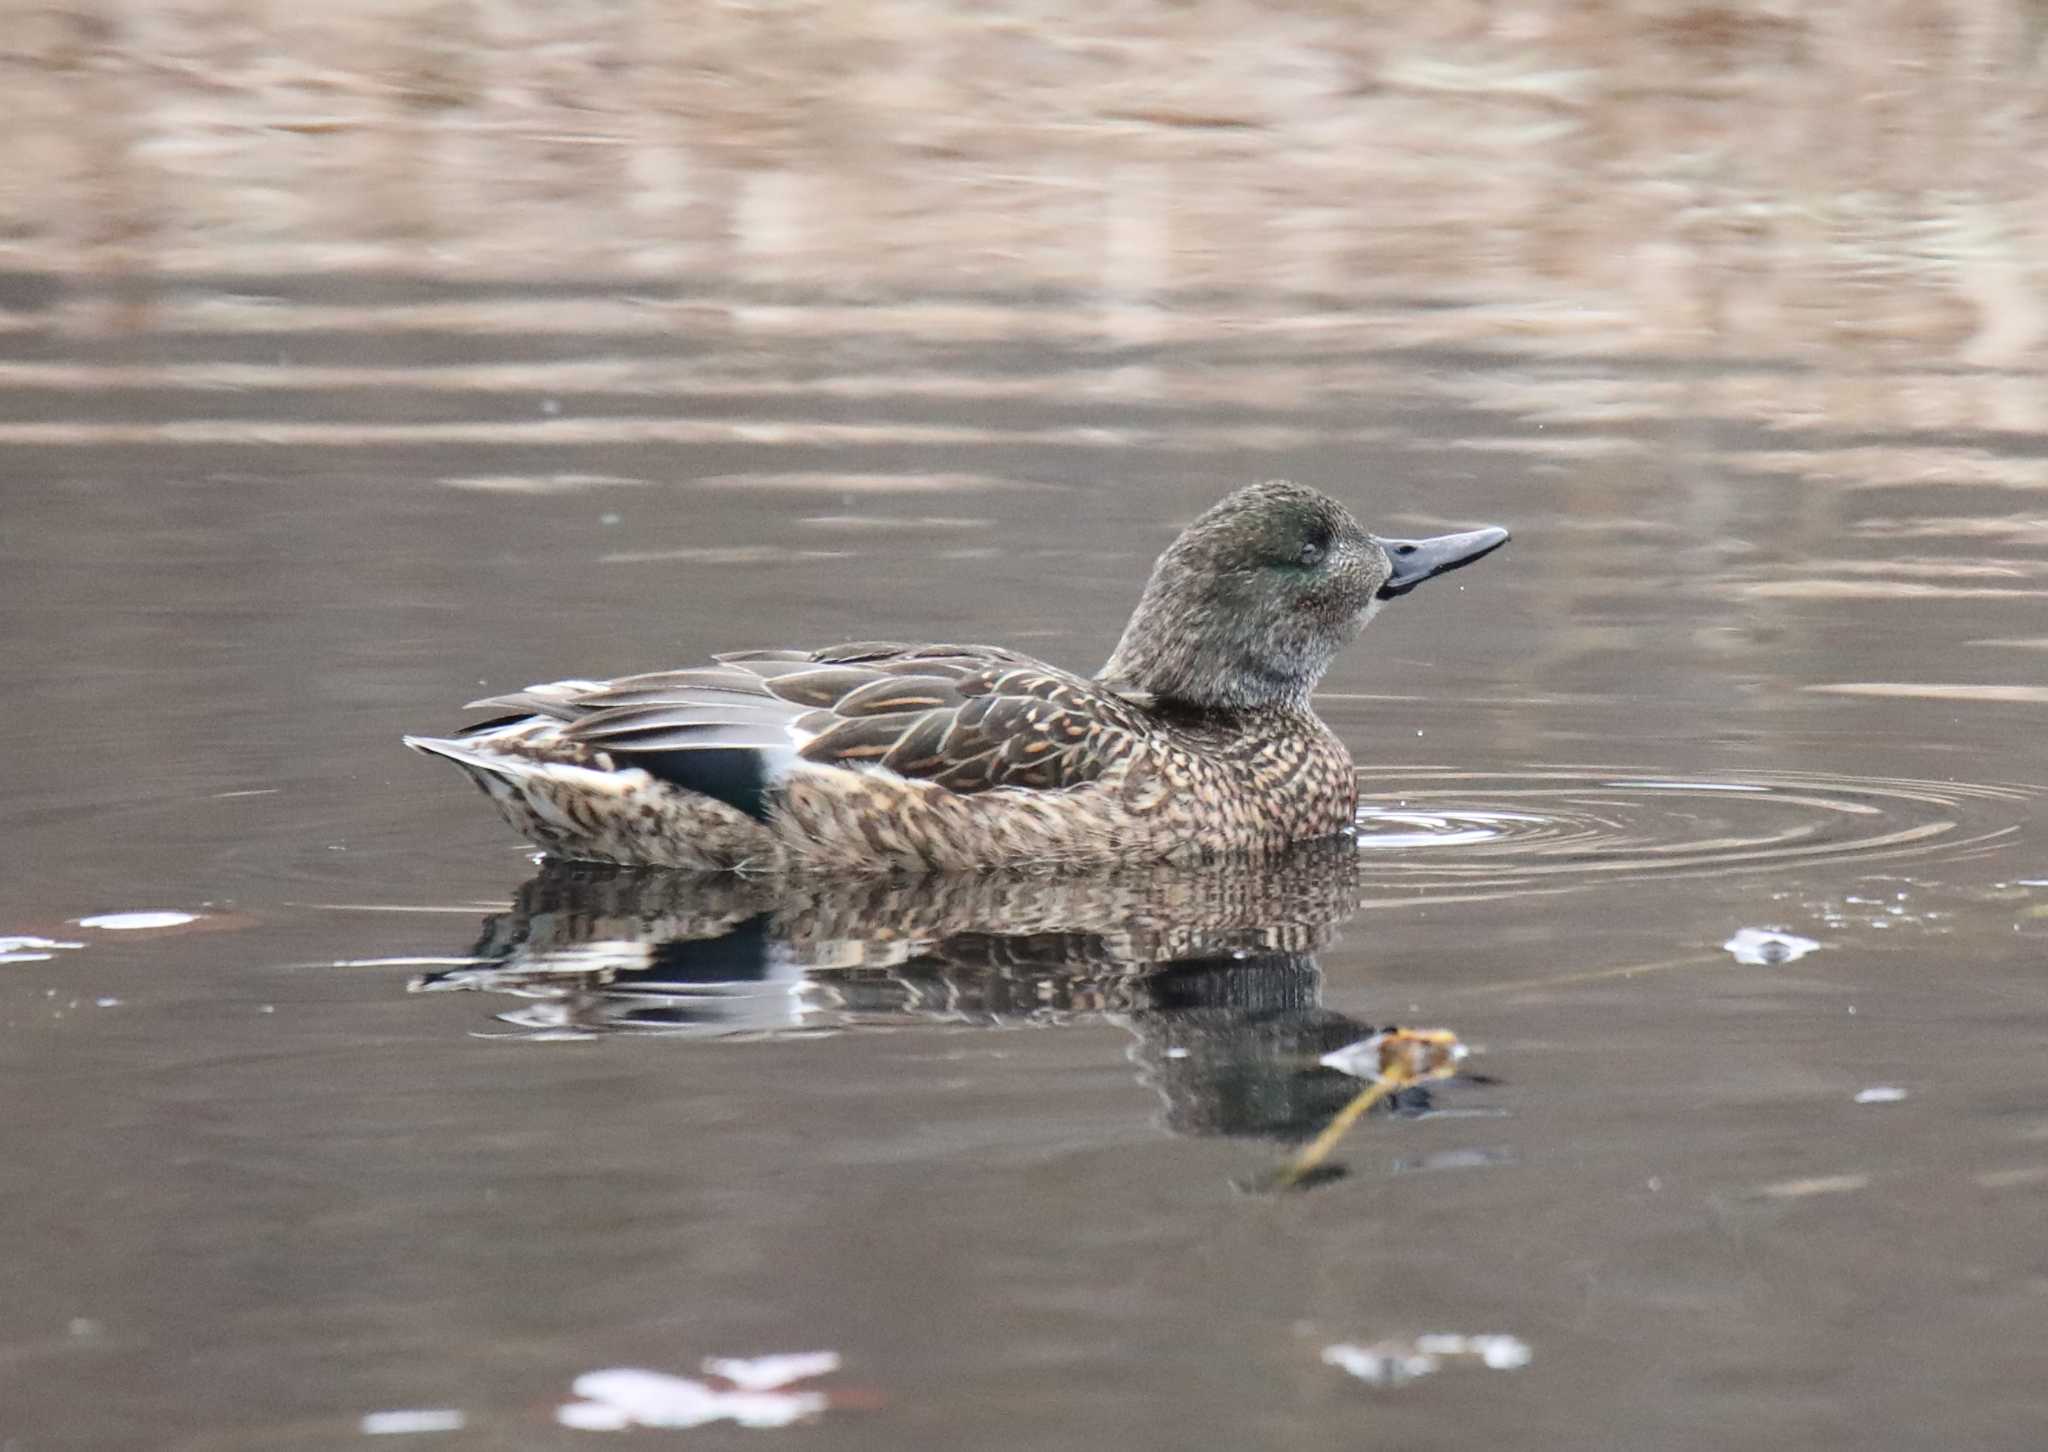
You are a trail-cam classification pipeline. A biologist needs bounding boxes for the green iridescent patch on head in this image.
[1247,498,1338,571]
[1100,480,1384,712]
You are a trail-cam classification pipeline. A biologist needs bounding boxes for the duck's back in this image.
[405,640,1358,871]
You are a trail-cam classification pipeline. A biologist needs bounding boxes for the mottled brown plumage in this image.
[405,481,1508,872]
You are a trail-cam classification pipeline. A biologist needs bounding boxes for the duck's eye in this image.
[1297,540,1325,567]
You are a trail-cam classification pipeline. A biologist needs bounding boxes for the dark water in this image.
[8,273,2048,1448]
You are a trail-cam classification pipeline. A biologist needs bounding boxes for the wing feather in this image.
[832,674,965,717]
[712,648,813,664]
[582,720,797,752]
[446,642,1153,799]
[880,709,954,775]
[767,666,892,709]
[461,691,585,721]
[799,710,932,762]
[566,702,804,739]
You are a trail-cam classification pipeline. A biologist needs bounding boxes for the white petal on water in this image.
[77,911,198,931]
[360,1409,466,1435]
[568,1369,728,1429]
[1,936,86,963]
[562,1366,831,1431]
[1324,1333,1529,1385]
[1321,1344,1439,1387]
[1411,1333,1530,1368]
[1470,1334,1533,1369]
[706,1391,827,1429]
[701,1350,842,1391]
[1722,928,1821,965]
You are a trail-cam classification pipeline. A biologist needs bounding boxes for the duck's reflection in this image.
[415,841,1473,1142]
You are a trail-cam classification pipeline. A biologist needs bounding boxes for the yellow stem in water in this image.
[1269,1077,1399,1190]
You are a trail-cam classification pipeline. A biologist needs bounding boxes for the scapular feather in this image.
[832,674,963,717]
[800,709,933,764]
[767,666,890,709]
[568,701,800,740]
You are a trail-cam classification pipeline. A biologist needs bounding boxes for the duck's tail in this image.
[402,730,782,870]
[403,730,551,785]
[403,731,568,819]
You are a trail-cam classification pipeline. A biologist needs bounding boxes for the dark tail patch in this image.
[628,746,780,823]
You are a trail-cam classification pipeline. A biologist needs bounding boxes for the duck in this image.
[404,480,1508,873]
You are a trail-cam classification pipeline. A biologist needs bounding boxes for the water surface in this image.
[9,83,2048,1447]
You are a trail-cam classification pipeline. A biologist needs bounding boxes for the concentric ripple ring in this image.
[1351,765,2037,889]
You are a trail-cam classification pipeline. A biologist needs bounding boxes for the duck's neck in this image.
[1099,622,1328,715]
[1106,686,1322,732]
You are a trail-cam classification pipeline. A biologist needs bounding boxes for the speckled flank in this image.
[415,702,1355,872]
[405,480,1505,871]
[765,707,1354,871]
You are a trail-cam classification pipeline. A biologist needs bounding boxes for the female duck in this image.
[405,480,1507,872]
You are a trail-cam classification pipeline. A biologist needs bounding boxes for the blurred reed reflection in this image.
[412,843,1466,1142]
[11,1,2048,372]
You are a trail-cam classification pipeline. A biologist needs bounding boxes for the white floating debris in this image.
[558,1356,837,1431]
[1319,1028,1468,1083]
[701,1351,841,1392]
[1722,928,1821,965]
[1322,1343,1438,1387]
[0,936,85,964]
[1413,1333,1533,1370]
[360,1409,466,1435]
[77,911,198,931]
[94,997,121,1008]
[1854,1086,1908,1104]
[1323,1333,1529,1388]
[557,1399,634,1431]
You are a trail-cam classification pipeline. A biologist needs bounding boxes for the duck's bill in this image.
[1374,526,1511,600]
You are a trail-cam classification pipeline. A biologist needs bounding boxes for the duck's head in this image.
[1099,480,1509,711]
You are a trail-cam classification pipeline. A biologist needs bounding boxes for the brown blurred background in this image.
[6,0,2045,375]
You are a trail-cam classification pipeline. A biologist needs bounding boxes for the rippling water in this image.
[10,8,2048,1443]
[9,263,2048,1448]
[10,264,2048,1447]
[1354,768,2039,882]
